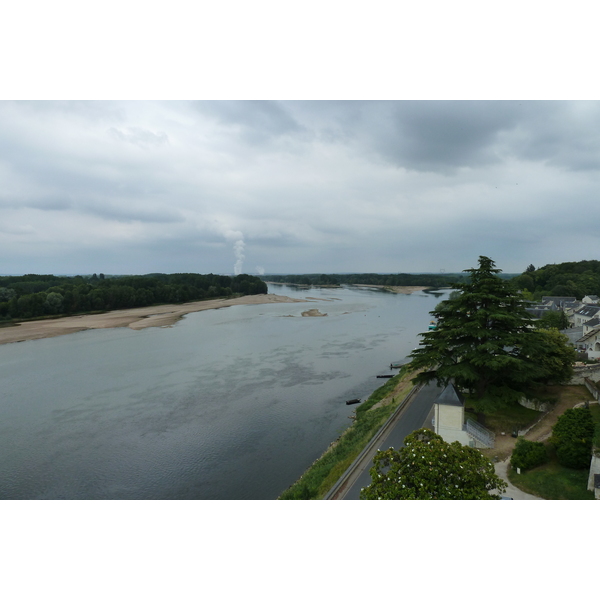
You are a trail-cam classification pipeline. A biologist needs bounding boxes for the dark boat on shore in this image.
[345,398,361,405]
[377,374,394,378]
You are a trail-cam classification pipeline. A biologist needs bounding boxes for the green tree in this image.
[409,256,540,412]
[550,407,594,469]
[524,328,576,385]
[360,428,507,500]
[44,292,64,314]
[510,438,548,471]
[535,310,569,331]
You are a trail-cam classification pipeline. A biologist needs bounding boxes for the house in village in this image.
[583,295,600,305]
[541,296,577,307]
[573,305,600,327]
[432,384,495,449]
[575,317,600,359]
[525,296,582,326]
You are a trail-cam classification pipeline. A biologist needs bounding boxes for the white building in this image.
[433,384,495,449]
[573,305,600,327]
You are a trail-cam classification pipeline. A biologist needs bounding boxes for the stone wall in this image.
[518,397,552,412]
[587,455,600,499]
[569,363,600,385]
[583,377,600,402]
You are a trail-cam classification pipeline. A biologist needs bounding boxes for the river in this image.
[0,284,448,499]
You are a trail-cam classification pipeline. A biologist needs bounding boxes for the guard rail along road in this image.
[324,382,424,500]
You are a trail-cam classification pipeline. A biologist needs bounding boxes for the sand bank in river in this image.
[349,284,429,294]
[301,309,328,317]
[0,294,307,346]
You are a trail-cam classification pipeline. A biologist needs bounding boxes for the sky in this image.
[2,100,600,276]
[2,3,599,279]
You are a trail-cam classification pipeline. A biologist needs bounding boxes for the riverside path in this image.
[332,380,444,500]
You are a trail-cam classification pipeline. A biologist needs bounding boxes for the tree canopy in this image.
[514,259,600,300]
[550,407,595,469]
[408,256,575,412]
[534,309,570,331]
[0,273,268,321]
[360,428,507,500]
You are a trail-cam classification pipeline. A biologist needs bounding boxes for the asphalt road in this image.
[338,380,444,500]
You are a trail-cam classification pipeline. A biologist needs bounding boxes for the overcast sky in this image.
[2,100,599,276]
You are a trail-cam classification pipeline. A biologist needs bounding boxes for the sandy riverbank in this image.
[0,294,307,346]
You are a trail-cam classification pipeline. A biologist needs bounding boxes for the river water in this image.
[0,284,448,499]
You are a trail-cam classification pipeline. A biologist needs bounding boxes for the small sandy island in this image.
[0,294,306,346]
[350,284,429,294]
[301,309,328,317]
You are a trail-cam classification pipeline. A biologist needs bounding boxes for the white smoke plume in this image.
[256,266,265,276]
[233,238,245,275]
[213,224,246,275]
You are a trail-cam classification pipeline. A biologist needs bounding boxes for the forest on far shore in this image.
[265,259,600,302]
[512,260,600,300]
[262,272,468,287]
[0,273,268,321]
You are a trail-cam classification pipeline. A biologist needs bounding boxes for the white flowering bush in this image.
[360,428,506,500]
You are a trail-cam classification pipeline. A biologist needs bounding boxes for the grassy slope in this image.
[278,367,417,500]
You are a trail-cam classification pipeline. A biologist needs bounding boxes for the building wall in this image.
[437,403,464,430]
[436,426,471,446]
[434,403,474,446]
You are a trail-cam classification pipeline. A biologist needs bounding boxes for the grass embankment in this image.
[468,401,541,436]
[278,366,417,500]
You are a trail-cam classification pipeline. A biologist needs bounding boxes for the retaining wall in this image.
[583,377,600,402]
[570,364,600,385]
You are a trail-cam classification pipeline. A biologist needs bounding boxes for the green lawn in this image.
[464,400,540,434]
[508,459,594,500]
[590,403,600,448]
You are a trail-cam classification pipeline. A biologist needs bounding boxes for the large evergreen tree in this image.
[408,256,573,412]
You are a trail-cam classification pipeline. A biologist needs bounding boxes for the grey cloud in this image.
[0,194,74,211]
[197,100,307,145]
[285,101,600,174]
[3,100,600,276]
[108,127,169,148]
[82,200,184,224]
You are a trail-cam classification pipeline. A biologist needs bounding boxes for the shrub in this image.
[555,441,592,470]
[511,438,548,471]
[550,407,595,470]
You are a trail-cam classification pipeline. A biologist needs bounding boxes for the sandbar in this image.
[301,309,328,317]
[0,294,306,346]
[349,284,429,294]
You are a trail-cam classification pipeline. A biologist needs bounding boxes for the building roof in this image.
[542,296,577,307]
[435,384,464,407]
[584,318,600,329]
[575,305,600,318]
[585,295,599,301]
[576,325,600,343]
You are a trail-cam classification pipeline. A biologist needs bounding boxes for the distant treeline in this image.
[512,260,600,300]
[0,273,267,321]
[263,273,466,287]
